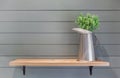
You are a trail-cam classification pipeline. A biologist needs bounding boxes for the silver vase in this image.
[72,28,95,61]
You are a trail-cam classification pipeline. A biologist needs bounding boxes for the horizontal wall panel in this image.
[0,34,119,56]
[0,22,76,33]
[0,67,120,78]
[96,34,120,44]
[0,45,78,56]
[0,34,79,44]
[0,34,119,44]
[95,45,120,56]
[98,22,120,32]
[0,0,119,10]
[0,11,120,21]
[0,45,119,56]
[0,22,119,33]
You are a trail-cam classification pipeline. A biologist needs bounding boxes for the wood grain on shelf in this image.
[9,59,110,66]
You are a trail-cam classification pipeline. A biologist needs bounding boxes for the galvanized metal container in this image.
[72,28,95,61]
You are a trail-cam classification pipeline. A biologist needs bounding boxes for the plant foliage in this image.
[75,13,100,31]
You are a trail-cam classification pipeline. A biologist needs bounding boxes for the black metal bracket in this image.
[89,66,93,76]
[22,66,26,75]
[22,66,93,76]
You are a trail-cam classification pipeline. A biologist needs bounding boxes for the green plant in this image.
[75,13,99,32]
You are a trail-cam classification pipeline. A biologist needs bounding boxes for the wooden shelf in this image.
[9,59,109,67]
[9,59,109,75]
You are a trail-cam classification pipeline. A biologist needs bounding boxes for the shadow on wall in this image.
[11,67,118,78]
[93,33,109,61]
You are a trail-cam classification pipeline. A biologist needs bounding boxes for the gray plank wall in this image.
[0,0,120,78]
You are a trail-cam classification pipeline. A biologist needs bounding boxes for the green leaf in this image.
[75,13,100,31]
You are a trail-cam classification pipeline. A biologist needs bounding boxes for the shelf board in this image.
[9,59,110,67]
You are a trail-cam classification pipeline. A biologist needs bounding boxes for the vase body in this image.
[79,33,95,61]
[72,28,95,61]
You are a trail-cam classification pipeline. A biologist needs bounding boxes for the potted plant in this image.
[72,13,99,61]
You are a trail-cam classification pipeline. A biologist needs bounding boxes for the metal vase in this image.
[72,28,95,61]
[79,33,95,61]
